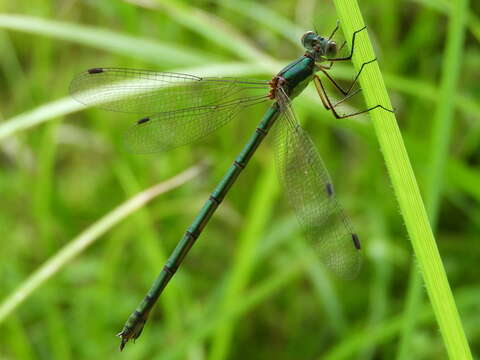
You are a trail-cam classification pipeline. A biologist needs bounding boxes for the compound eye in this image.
[301,31,317,50]
[326,41,337,57]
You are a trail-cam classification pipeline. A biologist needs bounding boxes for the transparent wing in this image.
[69,68,269,114]
[70,67,270,153]
[125,94,268,153]
[274,89,361,279]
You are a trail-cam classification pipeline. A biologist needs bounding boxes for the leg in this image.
[316,80,332,110]
[319,40,347,70]
[319,58,377,96]
[314,75,393,119]
[327,20,340,40]
[325,26,367,62]
[319,21,347,71]
[331,88,362,108]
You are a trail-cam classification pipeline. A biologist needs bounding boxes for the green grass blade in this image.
[0,164,203,323]
[448,159,480,201]
[3,316,36,360]
[0,98,82,141]
[0,14,211,65]
[134,0,276,67]
[291,240,347,334]
[332,0,473,358]
[162,255,307,360]
[219,1,304,45]
[397,0,470,357]
[425,0,469,226]
[208,162,279,360]
[323,287,479,360]
[411,0,480,42]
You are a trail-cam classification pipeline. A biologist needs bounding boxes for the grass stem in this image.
[332,0,473,358]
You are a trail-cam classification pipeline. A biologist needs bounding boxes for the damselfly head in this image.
[301,31,337,58]
[301,31,317,50]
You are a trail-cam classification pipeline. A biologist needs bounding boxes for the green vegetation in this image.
[0,0,478,359]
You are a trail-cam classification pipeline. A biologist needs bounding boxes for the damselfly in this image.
[70,23,393,350]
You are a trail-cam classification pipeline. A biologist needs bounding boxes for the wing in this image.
[70,68,270,153]
[69,68,269,114]
[124,94,267,153]
[273,89,361,279]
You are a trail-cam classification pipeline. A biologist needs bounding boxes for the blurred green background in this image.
[0,0,478,359]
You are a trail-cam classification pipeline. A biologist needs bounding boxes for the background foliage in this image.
[0,0,478,359]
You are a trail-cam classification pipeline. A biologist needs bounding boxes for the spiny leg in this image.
[313,75,393,119]
[331,88,362,108]
[327,20,340,41]
[320,23,347,71]
[318,58,377,96]
[319,40,347,71]
[325,26,367,62]
[316,81,332,110]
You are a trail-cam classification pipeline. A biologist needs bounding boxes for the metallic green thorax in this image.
[277,55,316,99]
